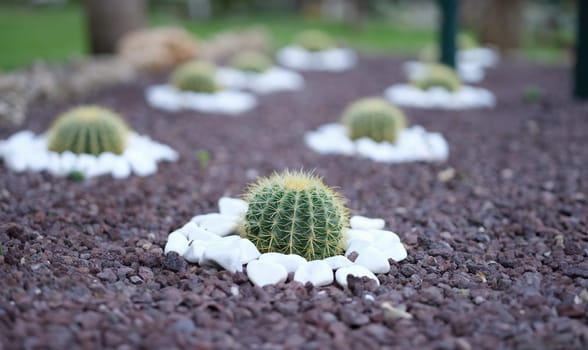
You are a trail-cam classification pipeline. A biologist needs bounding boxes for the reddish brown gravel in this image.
[1,55,587,349]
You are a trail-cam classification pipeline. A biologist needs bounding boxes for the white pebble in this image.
[190,213,239,236]
[381,242,408,262]
[218,197,248,217]
[322,255,354,270]
[237,239,261,264]
[354,246,390,274]
[294,261,334,287]
[186,225,222,242]
[335,265,380,288]
[164,233,189,256]
[345,239,371,256]
[183,240,207,263]
[258,252,307,273]
[202,242,243,273]
[350,216,386,230]
[246,260,288,287]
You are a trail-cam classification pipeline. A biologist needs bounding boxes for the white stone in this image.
[216,66,304,94]
[258,252,307,273]
[384,84,495,110]
[458,47,499,68]
[184,240,207,263]
[293,261,334,286]
[322,255,354,270]
[186,225,222,242]
[344,228,375,244]
[202,241,243,273]
[190,213,239,236]
[164,233,189,256]
[345,239,371,256]
[403,60,485,83]
[0,131,176,179]
[246,260,288,287]
[304,124,449,163]
[276,46,357,72]
[350,216,385,230]
[335,265,380,288]
[237,238,261,264]
[381,242,408,262]
[145,84,257,115]
[354,246,390,274]
[218,197,248,217]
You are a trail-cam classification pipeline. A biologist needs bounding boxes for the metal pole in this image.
[574,0,588,99]
[439,0,458,68]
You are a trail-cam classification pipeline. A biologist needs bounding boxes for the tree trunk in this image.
[84,0,146,54]
[461,0,525,53]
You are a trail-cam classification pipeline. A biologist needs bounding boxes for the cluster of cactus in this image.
[410,63,462,92]
[419,33,479,62]
[341,98,407,144]
[231,50,273,73]
[243,170,349,260]
[295,29,335,52]
[48,106,129,156]
[170,61,219,93]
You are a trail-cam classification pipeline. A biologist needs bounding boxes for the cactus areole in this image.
[243,171,349,260]
[48,106,129,155]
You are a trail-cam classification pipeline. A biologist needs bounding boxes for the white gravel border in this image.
[403,60,485,83]
[0,130,178,179]
[304,123,449,163]
[164,197,408,288]
[145,85,257,115]
[276,46,357,72]
[216,66,304,94]
[459,47,499,68]
[384,84,495,110]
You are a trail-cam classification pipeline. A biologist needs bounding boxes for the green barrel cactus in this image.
[48,106,129,155]
[231,50,273,73]
[170,61,219,93]
[410,63,462,92]
[295,29,335,52]
[341,98,407,144]
[243,171,349,260]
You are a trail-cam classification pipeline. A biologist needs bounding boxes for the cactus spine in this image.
[170,61,219,93]
[231,50,273,73]
[243,171,349,260]
[342,98,407,143]
[295,29,335,52]
[48,106,129,155]
[410,63,462,92]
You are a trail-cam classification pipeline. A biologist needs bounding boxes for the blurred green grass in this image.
[0,4,567,71]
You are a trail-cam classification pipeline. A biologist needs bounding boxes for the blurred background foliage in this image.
[0,0,577,70]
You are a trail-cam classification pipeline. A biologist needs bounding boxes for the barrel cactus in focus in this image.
[231,50,273,73]
[341,98,407,144]
[295,29,335,52]
[243,171,349,260]
[48,106,129,155]
[410,63,462,92]
[170,61,219,93]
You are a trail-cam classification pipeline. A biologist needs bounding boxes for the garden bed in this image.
[0,56,586,349]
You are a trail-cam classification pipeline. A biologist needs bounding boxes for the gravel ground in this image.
[0,55,587,349]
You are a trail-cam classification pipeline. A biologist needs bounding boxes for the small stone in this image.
[335,265,379,288]
[163,252,186,272]
[437,167,456,182]
[237,239,260,264]
[258,252,307,273]
[381,302,413,320]
[191,213,238,236]
[354,246,390,273]
[96,269,117,282]
[344,228,375,243]
[184,240,207,263]
[293,261,334,287]
[350,216,385,230]
[202,242,242,273]
[218,197,248,217]
[170,317,197,334]
[322,255,354,270]
[246,260,288,287]
[381,242,408,262]
[129,275,143,284]
[186,225,222,242]
[164,233,189,256]
[345,240,371,256]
